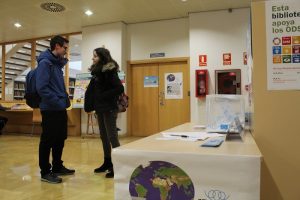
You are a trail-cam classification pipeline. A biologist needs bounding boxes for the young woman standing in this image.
[86,48,124,178]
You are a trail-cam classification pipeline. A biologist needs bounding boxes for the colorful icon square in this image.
[292,36,300,45]
[273,55,282,64]
[282,46,291,54]
[282,55,292,63]
[282,36,292,45]
[292,45,300,54]
[273,46,282,55]
[292,55,300,63]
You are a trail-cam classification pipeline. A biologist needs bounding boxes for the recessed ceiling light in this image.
[14,23,22,28]
[85,10,93,16]
[181,0,188,2]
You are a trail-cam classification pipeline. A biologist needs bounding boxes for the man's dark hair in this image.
[50,35,69,51]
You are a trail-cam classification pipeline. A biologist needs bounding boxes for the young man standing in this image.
[36,35,75,184]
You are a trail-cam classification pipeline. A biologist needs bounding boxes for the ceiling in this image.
[0,0,250,44]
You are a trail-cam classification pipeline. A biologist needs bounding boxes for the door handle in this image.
[159,91,165,106]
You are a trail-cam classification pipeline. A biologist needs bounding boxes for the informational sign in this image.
[118,71,126,85]
[72,73,92,108]
[199,55,207,66]
[144,76,158,87]
[266,0,300,90]
[223,53,232,65]
[165,72,183,99]
[150,52,165,58]
[243,52,248,65]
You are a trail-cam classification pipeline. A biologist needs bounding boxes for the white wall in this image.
[81,22,127,135]
[82,22,126,72]
[79,18,189,135]
[80,9,250,134]
[128,18,189,60]
[189,8,251,125]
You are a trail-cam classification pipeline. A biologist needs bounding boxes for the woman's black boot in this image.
[94,157,113,173]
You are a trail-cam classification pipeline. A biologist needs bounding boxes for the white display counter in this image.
[112,123,262,200]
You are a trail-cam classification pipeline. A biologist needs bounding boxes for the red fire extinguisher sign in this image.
[223,53,232,65]
[199,55,207,66]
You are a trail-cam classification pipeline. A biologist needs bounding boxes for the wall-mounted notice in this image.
[199,55,207,66]
[144,76,158,87]
[165,72,183,99]
[243,52,248,65]
[72,73,92,108]
[266,0,300,90]
[150,53,165,58]
[118,71,126,85]
[223,53,232,65]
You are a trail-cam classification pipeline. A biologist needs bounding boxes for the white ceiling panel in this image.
[0,0,250,43]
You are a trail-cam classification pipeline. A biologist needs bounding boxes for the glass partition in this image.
[5,42,32,101]
[0,33,81,102]
[68,34,82,99]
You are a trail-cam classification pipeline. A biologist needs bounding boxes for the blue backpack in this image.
[24,68,41,108]
[25,59,54,108]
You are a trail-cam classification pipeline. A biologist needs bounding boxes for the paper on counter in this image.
[159,131,224,141]
[155,137,179,141]
[193,125,206,129]
[155,137,199,142]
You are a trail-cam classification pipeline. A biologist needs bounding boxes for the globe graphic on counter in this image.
[129,161,195,200]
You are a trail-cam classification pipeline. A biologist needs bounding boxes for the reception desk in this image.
[0,102,81,136]
[112,123,262,200]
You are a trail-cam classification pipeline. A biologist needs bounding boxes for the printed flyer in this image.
[266,0,300,90]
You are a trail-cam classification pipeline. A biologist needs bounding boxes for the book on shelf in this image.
[69,79,75,87]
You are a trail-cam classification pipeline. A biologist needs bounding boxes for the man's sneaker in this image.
[52,166,75,176]
[41,172,62,184]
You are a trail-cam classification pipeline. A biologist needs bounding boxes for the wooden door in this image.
[158,61,190,131]
[130,59,190,136]
[131,64,159,136]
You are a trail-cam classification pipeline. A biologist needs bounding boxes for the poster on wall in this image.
[243,52,248,65]
[223,53,232,65]
[199,55,207,66]
[144,76,158,87]
[72,73,92,108]
[118,71,126,85]
[266,0,300,90]
[246,20,254,108]
[165,72,183,99]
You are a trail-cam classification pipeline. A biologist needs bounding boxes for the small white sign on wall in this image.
[73,73,92,108]
[165,72,183,99]
[144,76,158,87]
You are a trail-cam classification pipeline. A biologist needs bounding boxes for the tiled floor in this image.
[0,134,140,200]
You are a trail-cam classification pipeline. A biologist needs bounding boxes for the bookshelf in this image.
[13,81,25,100]
[69,77,75,100]
[12,78,76,101]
